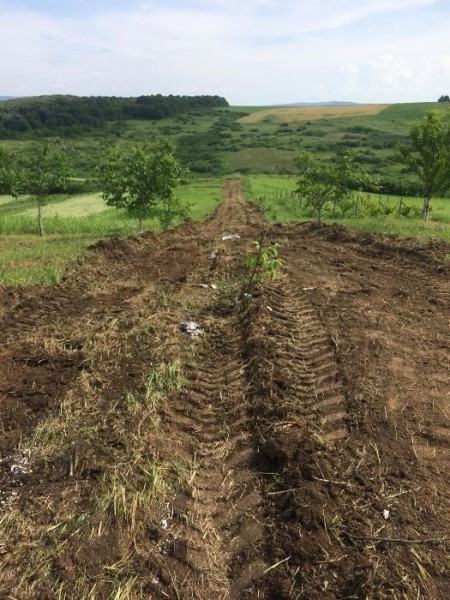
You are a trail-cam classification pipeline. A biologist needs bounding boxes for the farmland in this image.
[1,180,449,598]
[2,100,449,186]
[238,103,389,123]
[0,99,449,598]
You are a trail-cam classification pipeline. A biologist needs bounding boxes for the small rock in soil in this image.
[179,321,202,336]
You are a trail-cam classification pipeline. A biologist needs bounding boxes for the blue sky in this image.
[1,0,449,104]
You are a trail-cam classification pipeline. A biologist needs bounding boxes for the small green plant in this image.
[244,239,285,284]
[143,361,184,410]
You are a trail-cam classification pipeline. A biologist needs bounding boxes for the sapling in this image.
[244,239,285,290]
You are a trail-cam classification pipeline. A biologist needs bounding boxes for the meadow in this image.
[1,100,450,284]
[242,174,450,241]
[238,103,390,123]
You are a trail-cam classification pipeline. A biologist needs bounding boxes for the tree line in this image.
[0,94,228,138]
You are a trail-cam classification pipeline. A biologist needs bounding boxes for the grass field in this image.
[239,104,389,124]
[243,174,450,241]
[0,235,95,285]
[18,193,107,218]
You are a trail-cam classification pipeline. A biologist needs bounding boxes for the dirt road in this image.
[0,181,449,598]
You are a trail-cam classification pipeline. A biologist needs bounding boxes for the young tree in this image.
[20,142,70,236]
[0,146,19,197]
[99,142,186,233]
[295,151,358,224]
[399,110,450,221]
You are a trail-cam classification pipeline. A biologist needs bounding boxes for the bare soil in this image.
[0,181,449,599]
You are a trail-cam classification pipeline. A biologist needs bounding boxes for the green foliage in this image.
[244,240,285,282]
[3,100,450,206]
[0,146,19,197]
[175,111,246,174]
[244,174,450,240]
[20,142,70,200]
[19,141,70,236]
[398,110,450,220]
[295,151,365,224]
[2,101,447,192]
[0,94,229,138]
[98,141,186,232]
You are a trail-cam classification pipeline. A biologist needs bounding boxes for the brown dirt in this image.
[0,181,449,599]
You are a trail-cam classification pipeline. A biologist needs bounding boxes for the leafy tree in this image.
[399,110,450,220]
[0,146,19,197]
[99,142,187,233]
[295,151,362,224]
[438,95,450,103]
[20,142,70,236]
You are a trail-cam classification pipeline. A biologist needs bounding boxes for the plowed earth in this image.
[0,181,449,599]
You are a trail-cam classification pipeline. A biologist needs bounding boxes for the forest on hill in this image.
[0,94,229,138]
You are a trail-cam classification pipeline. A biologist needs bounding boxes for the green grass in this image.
[379,102,448,121]
[243,174,450,241]
[243,174,297,196]
[0,195,13,207]
[224,147,295,173]
[0,177,224,284]
[338,217,450,241]
[0,193,77,216]
[19,192,108,217]
[177,178,223,221]
[0,235,95,284]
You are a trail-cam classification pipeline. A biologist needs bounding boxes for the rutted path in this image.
[153,182,268,597]
[164,315,266,598]
[0,180,449,599]
[263,283,348,443]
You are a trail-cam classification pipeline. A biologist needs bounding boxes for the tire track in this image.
[165,314,267,599]
[148,182,269,598]
[262,282,348,443]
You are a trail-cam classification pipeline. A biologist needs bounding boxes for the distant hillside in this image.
[281,101,358,107]
[0,96,15,101]
[238,104,389,124]
[0,94,229,138]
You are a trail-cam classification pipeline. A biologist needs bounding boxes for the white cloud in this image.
[0,0,447,103]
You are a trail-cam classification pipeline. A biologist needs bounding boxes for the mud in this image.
[0,181,449,598]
